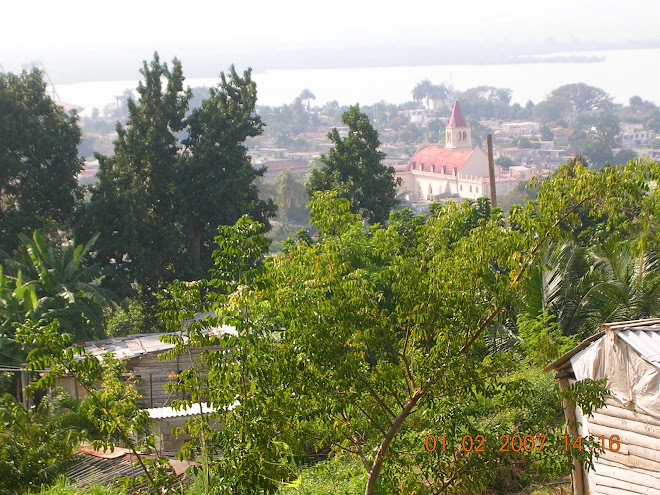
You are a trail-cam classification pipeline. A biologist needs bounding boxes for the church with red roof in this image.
[397,101,520,202]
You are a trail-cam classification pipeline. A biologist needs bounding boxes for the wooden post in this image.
[487,134,497,208]
[558,372,585,495]
[20,367,31,410]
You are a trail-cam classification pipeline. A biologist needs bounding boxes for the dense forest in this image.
[3,53,660,494]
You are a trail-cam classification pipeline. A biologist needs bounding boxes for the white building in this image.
[397,101,523,202]
[499,122,540,138]
[622,130,656,147]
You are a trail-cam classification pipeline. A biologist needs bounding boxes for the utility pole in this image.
[487,134,497,208]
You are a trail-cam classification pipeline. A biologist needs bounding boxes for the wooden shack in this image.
[546,318,660,495]
[59,322,235,408]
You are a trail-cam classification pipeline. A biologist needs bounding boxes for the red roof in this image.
[447,100,467,128]
[407,145,474,175]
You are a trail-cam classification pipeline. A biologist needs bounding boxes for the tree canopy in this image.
[82,53,274,304]
[0,70,83,255]
[307,105,399,225]
[549,83,614,113]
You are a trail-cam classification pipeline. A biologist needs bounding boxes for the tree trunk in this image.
[364,389,423,495]
[189,223,201,262]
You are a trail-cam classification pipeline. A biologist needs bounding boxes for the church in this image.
[396,101,521,203]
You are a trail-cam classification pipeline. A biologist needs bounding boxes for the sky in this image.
[2,0,660,83]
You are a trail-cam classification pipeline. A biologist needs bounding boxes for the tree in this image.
[579,135,614,169]
[256,171,631,493]
[595,111,621,145]
[533,96,573,124]
[84,55,274,303]
[613,149,637,166]
[540,124,554,141]
[158,217,300,494]
[457,86,515,120]
[274,170,308,224]
[550,83,614,113]
[496,155,518,169]
[523,239,660,340]
[299,88,316,110]
[428,83,451,110]
[307,105,399,225]
[179,66,276,276]
[0,391,83,493]
[0,70,83,255]
[84,52,190,297]
[411,80,432,107]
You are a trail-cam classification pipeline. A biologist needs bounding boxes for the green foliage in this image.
[158,216,299,494]
[456,86,527,120]
[0,69,83,255]
[0,393,82,494]
[84,54,274,310]
[84,52,190,298]
[104,298,146,337]
[496,155,518,169]
[307,105,399,225]
[517,312,578,366]
[549,83,614,113]
[38,478,126,495]
[180,65,276,275]
[16,319,174,493]
[522,239,660,339]
[533,96,573,124]
[278,454,366,495]
[613,148,638,166]
[1,231,112,367]
[274,171,309,225]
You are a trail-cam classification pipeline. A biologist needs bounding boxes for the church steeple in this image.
[445,100,472,150]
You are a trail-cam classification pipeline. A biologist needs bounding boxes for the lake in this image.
[55,48,660,116]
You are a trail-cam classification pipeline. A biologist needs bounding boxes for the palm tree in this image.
[299,88,316,111]
[523,241,660,339]
[412,80,432,108]
[428,84,450,111]
[275,170,308,224]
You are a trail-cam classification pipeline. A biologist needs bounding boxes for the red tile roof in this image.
[407,145,474,175]
[447,100,467,128]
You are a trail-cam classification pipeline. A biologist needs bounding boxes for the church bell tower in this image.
[445,100,472,150]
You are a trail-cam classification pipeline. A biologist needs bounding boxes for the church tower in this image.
[445,100,472,150]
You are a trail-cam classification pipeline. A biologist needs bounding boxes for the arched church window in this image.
[463,131,467,140]
[441,166,446,174]
[457,132,461,141]
[452,168,456,176]
[411,161,416,169]
[431,165,435,173]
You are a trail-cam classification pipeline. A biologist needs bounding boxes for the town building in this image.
[396,101,523,203]
[621,129,656,147]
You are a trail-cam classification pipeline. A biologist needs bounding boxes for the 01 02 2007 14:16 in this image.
[424,434,622,453]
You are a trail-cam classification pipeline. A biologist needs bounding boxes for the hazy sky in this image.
[2,0,659,82]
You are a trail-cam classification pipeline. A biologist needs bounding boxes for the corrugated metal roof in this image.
[614,325,660,368]
[66,450,192,490]
[81,324,237,361]
[546,318,660,371]
[147,402,217,419]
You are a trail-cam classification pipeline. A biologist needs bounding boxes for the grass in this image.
[37,478,126,495]
[278,454,366,495]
